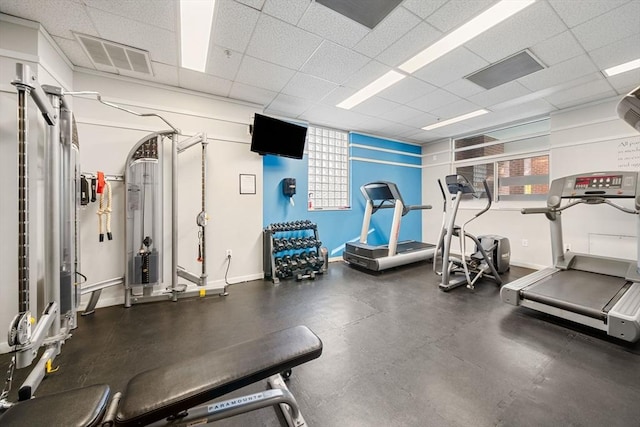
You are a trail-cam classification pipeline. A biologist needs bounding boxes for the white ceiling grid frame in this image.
[300,40,370,84]
[235,55,295,92]
[246,14,323,69]
[353,6,422,58]
[351,95,402,117]
[401,0,449,20]
[464,1,568,63]
[206,45,243,80]
[569,1,640,51]
[228,81,278,106]
[407,88,461,114]
[378,76,438,105]
[443,78,485,98]
[383,104,427,124]
[375,22,442,68]
[266,92,313,117]
[235,0,266,10]
[589,34,640,71]
[0,0,97,40]
[544,78,616,109]
[428,99,484,122]
[518,54,599,92]
[425,0,496,33]
[83,0,177,31]
[528,30,585,67]
[468,81,532,109]
[548,0,632,28]
[280,72,339,101]
[411,46,488,88]
[178,68,233,98]
[395,110,438,129]
[297,1,369,48]
[151,61,180,87]
[86,7,177,66]
[341,60,392,90]
[212,0,261,53]
[262,0,312,25]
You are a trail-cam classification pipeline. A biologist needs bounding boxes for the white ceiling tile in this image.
[299,104,368,130]
[151,61,179,86]
[235,55,295,92]
[84,0,176,31]
[229,81,277,106]
[544,77,617,109]
[380,122,416,138]
[412,47,488,87]
[378,77,437,104]
[518,55,598,92]
[376,22,442,68]
[265,93,312,117]
[87,7,177,65]
[548,0,631,28]
[262,0,312,25]
[281,72,338,100]
[529,31,585,67]
[402,0,448,20]
[571,1,640,51]
[52,36,95,69]
[213,0,260,53]
[0,0,97,39]
[443,79,485,98]
[206,45,242,80]
[466,1,567,64]
[236,0,266,10]
[588,33,640,70]
[396,111,438,128]
[300,41,369,84]
[428,99,482,121]
[246,14,322,69]
[607,70,640,95]
[351,96,401,117]
[468,82,532,108]
[297,2,369,48]
[353,6,420,58]
[384,105,425,123]
[178,68,232,97]
[342,60,391,90]
[476,99,557,130]
[407,89,460,113]
[319,85,357,106]
[426,0,496,33]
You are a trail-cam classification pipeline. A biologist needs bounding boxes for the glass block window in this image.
[307,125,350,210]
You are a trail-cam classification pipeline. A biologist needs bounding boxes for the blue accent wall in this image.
[263,133,423,257]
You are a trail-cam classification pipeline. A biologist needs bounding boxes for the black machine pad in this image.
[0,384,110,427]
[116,325,322,426]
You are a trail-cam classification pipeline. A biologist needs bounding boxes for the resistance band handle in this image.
[91,178,97,202]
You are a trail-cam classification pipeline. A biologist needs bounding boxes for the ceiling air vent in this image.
[316,0,403,29]
[74,33,153,77]
[466,50,545,90]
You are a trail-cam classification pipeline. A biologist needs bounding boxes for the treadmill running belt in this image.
[522,270,629,315]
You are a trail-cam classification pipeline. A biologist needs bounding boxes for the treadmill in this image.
[501,171,640,342]
[343,181,436,271]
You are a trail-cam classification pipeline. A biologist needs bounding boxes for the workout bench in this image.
[0,325,322,426]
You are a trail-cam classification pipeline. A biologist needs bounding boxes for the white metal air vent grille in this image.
[74,33,153,77]
[466,50,545,90]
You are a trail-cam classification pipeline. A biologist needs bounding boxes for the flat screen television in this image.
[250,114,307,159]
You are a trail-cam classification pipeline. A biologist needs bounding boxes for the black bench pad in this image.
[116,325,322,426]
[0,383,110,427]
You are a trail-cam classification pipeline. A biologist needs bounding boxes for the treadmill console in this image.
[554,171,638,199]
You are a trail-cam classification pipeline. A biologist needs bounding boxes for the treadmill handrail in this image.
[522,199,638,216]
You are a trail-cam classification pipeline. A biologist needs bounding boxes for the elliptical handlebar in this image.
[474,179,493,218]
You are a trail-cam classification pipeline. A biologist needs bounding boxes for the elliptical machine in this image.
[435,174,510,291]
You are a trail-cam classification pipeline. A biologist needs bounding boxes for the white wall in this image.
[1,16,265,352]
[423,97,639,269]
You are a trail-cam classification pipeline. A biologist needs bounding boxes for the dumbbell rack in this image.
[263,220,325,284]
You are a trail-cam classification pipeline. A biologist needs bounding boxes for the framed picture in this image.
[239,174,256,195]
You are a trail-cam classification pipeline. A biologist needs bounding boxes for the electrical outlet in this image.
[521,239,528,247]
[226,249,232,258]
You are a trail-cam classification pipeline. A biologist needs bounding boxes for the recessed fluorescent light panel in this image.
[180,0,216,72]
[604,58,640,77]
[337,71,406,110]
[400,0,536,74]
[422,109,489,131]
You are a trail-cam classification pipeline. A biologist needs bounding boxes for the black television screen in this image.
[250,114,307,159]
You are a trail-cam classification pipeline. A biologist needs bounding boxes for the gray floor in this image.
[2,260,640,426]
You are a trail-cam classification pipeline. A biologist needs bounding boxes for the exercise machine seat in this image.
[0,384,110,427]
[116,325,322,426]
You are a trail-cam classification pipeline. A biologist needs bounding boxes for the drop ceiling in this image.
[0,0,638,144]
